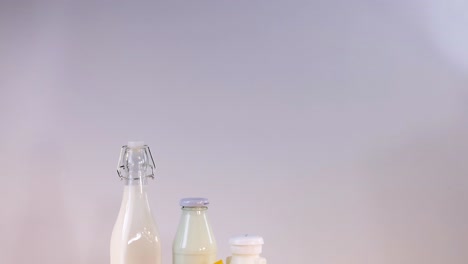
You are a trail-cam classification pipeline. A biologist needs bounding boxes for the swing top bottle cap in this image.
[127,141,145,149]
[180,197,209,207]
[117,141,156,180]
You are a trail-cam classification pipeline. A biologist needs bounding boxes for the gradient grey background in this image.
[1,1,468,264]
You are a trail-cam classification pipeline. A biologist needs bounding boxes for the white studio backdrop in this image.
[0,1,468,264]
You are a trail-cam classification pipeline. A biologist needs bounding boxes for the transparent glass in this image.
[111,145,161,264]
[173,206,217,264]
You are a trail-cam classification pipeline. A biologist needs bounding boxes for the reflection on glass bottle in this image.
[111,142,161,264]
[173,197,217,264]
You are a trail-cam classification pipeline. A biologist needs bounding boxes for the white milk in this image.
[173,198,217,264]
[111,184,161,264]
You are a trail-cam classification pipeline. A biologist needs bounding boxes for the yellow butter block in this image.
[214,260,223,264]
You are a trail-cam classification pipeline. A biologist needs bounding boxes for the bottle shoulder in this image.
[173,217,217,252]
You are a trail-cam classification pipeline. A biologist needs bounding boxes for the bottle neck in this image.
[123,176,149,186]
[117,177,152,221]
[122,176,151,199]
[181,206,208,214]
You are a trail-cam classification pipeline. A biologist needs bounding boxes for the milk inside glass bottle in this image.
[173,198,217,264]
[111,142,161,264]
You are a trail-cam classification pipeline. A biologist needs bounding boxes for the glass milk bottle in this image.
[173,198,217,264]
[111,142,161,264]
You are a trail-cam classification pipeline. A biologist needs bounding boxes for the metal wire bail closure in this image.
[116,144,156,180]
